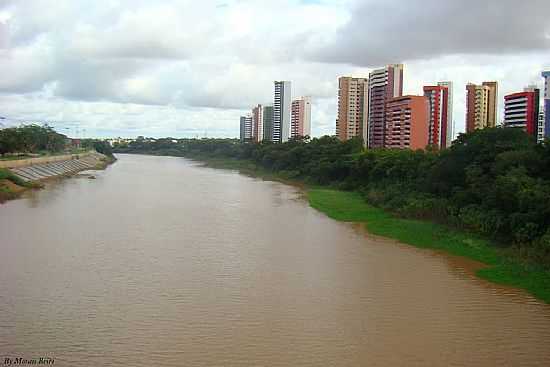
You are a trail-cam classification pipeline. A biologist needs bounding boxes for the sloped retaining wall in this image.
[6,152,107,182]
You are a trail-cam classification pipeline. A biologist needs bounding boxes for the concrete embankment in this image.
[4,151,108,182]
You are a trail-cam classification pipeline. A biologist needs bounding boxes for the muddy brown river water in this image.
[1,154,550,366]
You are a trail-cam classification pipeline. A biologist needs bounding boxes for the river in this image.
[1,154,550,366]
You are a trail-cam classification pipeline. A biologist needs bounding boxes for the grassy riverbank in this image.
[190,156,550,303]
[308,189,550,303]
[0,168,41,202]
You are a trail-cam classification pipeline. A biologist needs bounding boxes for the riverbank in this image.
[0,168,42,202]
[0,154,116,203]
[189,155,550,304]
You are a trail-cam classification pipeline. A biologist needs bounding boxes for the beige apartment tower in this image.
[466,82,498,132]
[483,81,498,127]
[336,77,369,142]
[291,96,312,139]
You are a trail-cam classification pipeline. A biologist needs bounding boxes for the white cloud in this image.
[0,0,549,138]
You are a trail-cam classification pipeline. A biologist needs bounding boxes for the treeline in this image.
[82,140,115,158]
[0,124,115,158]
[0,124,67,155]
[114,129,550,265]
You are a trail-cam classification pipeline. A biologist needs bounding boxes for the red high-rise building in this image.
[504,87,540,137]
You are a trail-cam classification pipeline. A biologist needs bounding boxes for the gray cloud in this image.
[1,0,549,139]
[0,0,344,107]
[0,22,8,49]
[52,56,155,103]
[312,0,550,66]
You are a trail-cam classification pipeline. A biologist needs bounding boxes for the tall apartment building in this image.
[542,71,550,140]
[239,115,253,142]
[273,81,292,143]
[336,77,368,142]
[252,104,263,143]
[483,81,498,126]
[503,86,540,138]
[262,105,274,142]
[538,109,545,143]
[423,84,451,149]
[367,64,404,148]
[465,82,498,132]
[291,96,312,139]
[384,96,429,150]
[438,81,454,146]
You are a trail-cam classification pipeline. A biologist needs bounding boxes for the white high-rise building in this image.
[542,71,550,140]
[273,81,292,143]
[239,114,253,142]
[538,109,546,143]
[252,104,264,143]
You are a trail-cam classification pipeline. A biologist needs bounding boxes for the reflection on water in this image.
[1,154,550,366]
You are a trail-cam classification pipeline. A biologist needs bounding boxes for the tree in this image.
[93,141,114,157]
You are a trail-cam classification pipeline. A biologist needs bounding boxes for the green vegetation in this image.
[0,167,31,188]
[0,167,41,202]
[82,139,115,158]
[114,128,550,302]
[0,124,67,156]
[308,189,550,302]
[0,124,116,160]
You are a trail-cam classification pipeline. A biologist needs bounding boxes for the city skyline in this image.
[245,67,548,149]
[1,1,550,138]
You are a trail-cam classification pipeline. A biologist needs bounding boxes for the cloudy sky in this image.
[0,0,549,138]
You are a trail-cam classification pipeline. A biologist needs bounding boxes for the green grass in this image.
[0,167,32,187]
[308,188,550,303]
[0,168,41,203]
